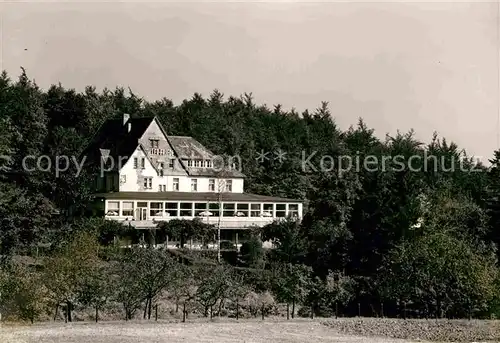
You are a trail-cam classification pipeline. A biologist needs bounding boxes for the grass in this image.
[0,318,418,343]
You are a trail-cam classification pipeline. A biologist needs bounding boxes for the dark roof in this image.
[92,191,302,203]
[81,117,155,170]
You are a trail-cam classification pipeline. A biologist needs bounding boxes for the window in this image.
[223,203,235,217]
[209,203,220,217]
[158,162,164,176]
[206,160,212,168]
[180,202,193,217]
[187,160,193,167]
[288,204,299,218]
[194,160,201,167]
[208,179,215,191]
[122,202,134,216]
[251,203,260,217]
[191,179,198,192]
[169,159,175,168]
[159,185,166,192]
[143,177,152,189]
[150,202,163,217]
[173,178,179,191]
[107,201,119,216]
[165,202,178,216]
[141,158,145,169]
[225,180,232,192]
[276,204,286,217]
[150,139,159,149]
[194,202,208,216]
[263,203,274,217]
[236,203,249,217]
[133,158,138,169]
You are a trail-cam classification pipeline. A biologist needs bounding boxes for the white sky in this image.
[1,1,498,161]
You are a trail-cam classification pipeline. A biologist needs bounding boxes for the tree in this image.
[195,263,233,317]
[239,234,265,269]
[43,231,100,322]
[114,245,176,320]
[157,218,214,249]
[167,262,196,313]
[325,271,355,316]
[261,218,307,264]
[271,262,311,319]
[381,231,498,318]
[0,262,47,323]
[77,263,112,322]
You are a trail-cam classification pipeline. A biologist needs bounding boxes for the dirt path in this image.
[0,320,419,343]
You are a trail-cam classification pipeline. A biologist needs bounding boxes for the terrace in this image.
[104,200,301,229]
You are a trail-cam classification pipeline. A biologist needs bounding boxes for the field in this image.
[3,318,500,343]
[0,319,419,343]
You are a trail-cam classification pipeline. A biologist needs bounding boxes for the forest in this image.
[1,69,500,322]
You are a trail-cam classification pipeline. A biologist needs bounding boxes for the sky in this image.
[0,0,499,161]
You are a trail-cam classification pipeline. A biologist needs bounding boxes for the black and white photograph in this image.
[0,1,500,342]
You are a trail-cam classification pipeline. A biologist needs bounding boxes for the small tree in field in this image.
[77,263,113,322]
[195,263,233,317]
[0,263,47,323]
[271,262,311,319]
[43,231,100,322]
[115,245,176,320]
[325,271,355,316]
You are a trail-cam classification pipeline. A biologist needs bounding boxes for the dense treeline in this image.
[1,69,500,321]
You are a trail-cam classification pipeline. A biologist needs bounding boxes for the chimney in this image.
[123,113,130,126]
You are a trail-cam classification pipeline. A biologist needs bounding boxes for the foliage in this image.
[157,218,215,248]
[239,234,265,268]
[42,231,101,321]
[0,69,499,320]
[381,231,498,318]
[261,218,307,264]
[0,262,47,322]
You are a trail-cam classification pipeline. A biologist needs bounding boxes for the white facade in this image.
[97,117,245,194]
[117,146,244,193]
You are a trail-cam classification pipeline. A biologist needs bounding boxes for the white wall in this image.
[119,147,159,192]
[120,150,245,193]
[117,119,245,193]
[233,178,244,193]
[162,175,244,192]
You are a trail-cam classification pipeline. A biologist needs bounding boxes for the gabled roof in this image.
[81,116,155,171]
[81,115,245,177]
